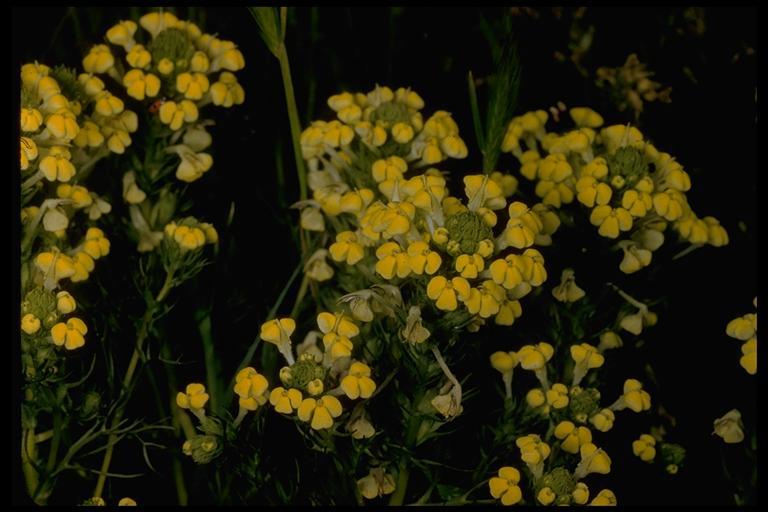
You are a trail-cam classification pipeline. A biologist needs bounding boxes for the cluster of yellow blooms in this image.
[725,298,757,375]
[596,53,672,118]
[500,107,728,273]
[298,85,556,334]
[20,60,125,364]
[488,341,655,505]
[177,313,380,463]
[83,11,244,253]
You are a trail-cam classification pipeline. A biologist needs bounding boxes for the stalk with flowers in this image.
[19,9,245,505]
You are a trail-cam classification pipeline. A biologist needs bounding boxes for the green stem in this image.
[22,428,41,503]
[45,412,62,473]
[388,415,423,505]
[276,43,307,202]
[93,270,175,498]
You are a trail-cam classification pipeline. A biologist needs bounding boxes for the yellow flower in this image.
[341,361,377,399]
[589,205,633,239]
[517,342,554,370]
[189,50,210,73]
[575,176,612,208]
[569,343,604,386]
[712,409,744,443]
[126,44,152,69]
[652,189,687,221]
[518,150,541,180]
[551,268,586,303]
[297,395,343,430]
[234,367,269,410]
[361,201,415,239]
[526,388,546,409]
[304,249,334,282]
[590,489,617,506]
[71,252,95,282]
[21,314,41,335]
[329,231,365,265]
[618,241,652,274]
[455,253,484,279]
[504,202,543,248]
[122,69,161,100]
[50,317,88,350]
[260,318,296,348]
[35,249,76,286]
[490,171,519,197]
[621,189,653,218]
[740,338,757,375]
[516,434,551,465]
[139,11,179,38]
[570,107,604,128]
[489,254,528,290]
[159,100,199,131]
[106,20,137,47]
[375,241,410,279]
[490,351,517,373]
[269,386,303,414]
[210,46,246,73]
[704,216,729,246]
[307,379,324,396]
[371,156,407,183]
[340,188,375,215]
[600,124,644,154]
[347,415,375,439]
[522,248,547,286]
[21,108,43,132]
[546,383,569,409]
[117,497,137,506]
[358,467,396,500]
[575,443,611,478]
[44,109,80,140]
[426,276,471,311]
[39,146,76,182]
[464,174,506,211]
[632,434,657,462]
[83,227,111,259]
[615,379,651,412]
[176,383,209,410]
[555,421,592,454]
[488,466,523,506]
[726,314,756,341]
[598,331,622,351]
[317,312,359,359]
[169,144,213,183]
[495,297,523,326]
[82,44,114,73]
[465,281,505,318]
[537,487,555,506]
[199,222,218,244]
[176,72,210,100]
[572,482,590,505]
[406,241,442,275]
[56,291,77,314]
[93,91,125,116]
[156,58,174,75]
[72,121,105,148]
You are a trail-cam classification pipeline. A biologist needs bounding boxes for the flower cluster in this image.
[83,11,245,253]
[596,53,672,119]
[501,107,728,274]
[488,338,658,505]
[299,85,552,337]
[20,61,127,373]
[725,298,757,375]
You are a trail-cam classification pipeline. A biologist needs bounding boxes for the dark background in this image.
[13,6,757,506]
